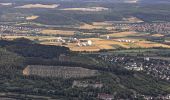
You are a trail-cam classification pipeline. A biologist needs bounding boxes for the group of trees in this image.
[0,48,24,72]
[0,38,70,58]
[134,13,170,22]
[1,38,170,99]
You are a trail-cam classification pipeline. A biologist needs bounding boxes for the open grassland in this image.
[92,22,113,26]
[78,23,115,30]
[41,29,75,36]
[70,46,100,52]
[89,38,129,49]
[101,31,147,38]
[15,4,59,9]
[91,22,115,30]
[136,42,170,48]
[78,24,105,29]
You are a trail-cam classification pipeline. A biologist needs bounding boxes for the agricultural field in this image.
[83,38,170,50]
[151,34,165,37]
[26,16,39,20]
[3,30,170,52]
[41,37,170,52]
[76,21,116,30]
[101,31,147,38]
[41,29,75,36]
[77,23,107,30]
[122,16,144,23]
[0,0,170,99]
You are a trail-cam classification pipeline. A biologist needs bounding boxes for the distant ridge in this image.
[1,0,170,4]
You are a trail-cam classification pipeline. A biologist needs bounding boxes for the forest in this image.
[0,39,170,99]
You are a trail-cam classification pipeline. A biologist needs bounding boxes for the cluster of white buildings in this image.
[77,40,92,47]
[117,39,135,43]
[56,37,66,43]
[125,63,144,71]
[55,37,93,47]
[98,54,170,82]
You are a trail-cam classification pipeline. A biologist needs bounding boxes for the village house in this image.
[98,55,170,82]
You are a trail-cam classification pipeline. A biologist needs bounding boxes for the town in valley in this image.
[0,0,170,100]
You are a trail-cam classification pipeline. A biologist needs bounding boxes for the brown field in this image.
[41,38,105,52]
[26,15,39,20]
[69,38,170,51]
[151,34,164,37]
[41,29,75,36]
[122,16,144,23]
[97,45,114,49]
[3,26,170,52]
[60,7,108,12]
[113,37,170,48]
[69,38,131,51]
[101,31,147,38]
[15,4,59,9]
[78,24,104,29]
[4,35,170,52]
[55,37,169,50]
[70,46,100,52]
[92,22,113,26]
[91,38,130,49]
[78,23,115,30]
[92,22,115,30]
[136,42,170,48]
[113,38,142,42]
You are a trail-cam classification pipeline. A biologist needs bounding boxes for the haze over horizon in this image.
[1,0,170,4]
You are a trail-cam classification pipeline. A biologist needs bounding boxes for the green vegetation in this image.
[0,0,170,99]
[1,1,170,25]
[0,39,170,99]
